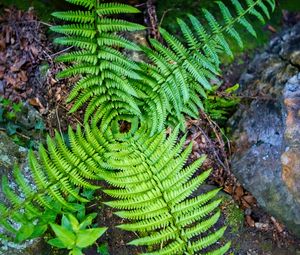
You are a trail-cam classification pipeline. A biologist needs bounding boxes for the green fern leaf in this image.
[104,128,228,254]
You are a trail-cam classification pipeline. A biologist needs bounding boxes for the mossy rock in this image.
[0,132,50,255]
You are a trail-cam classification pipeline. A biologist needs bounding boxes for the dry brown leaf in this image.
[28,97,42,107]
[234,185,244,200]
[246,215,255,227]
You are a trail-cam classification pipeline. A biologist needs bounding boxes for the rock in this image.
[15,103,44,130]
[0,132,50,255]
[229,23,300,236]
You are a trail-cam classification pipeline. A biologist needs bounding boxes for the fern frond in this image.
[104,128,229,254]
[97,19,145,32]
[52,1,149,131]
[0,125,114,240]
[139,0,275,129]
[54,37,97,53]
[51,24,96,38]
[55,51,98,65]
[65,0,94,9]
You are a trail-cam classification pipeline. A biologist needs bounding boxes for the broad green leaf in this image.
[79,213,97,230]
[70,247,83,255]
[67,213,80,232]
[76,228,107,248]
[34,120,46,131]
[15,223,35,243]
[48,238,67,248]
[50,223,76,248]
[6,122,18,135]
[81,188,95,200]
[30,224,48,239]
[62,214,72,231]
[40,209,58,224]
[97,243,110,255]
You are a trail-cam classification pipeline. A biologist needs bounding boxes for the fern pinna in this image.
[0,0,276,254]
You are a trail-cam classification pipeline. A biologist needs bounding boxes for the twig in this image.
[55,106,63,137]
[39,21,52,27]
[159,8,177,27]
[201,110,231,172]
[50,46,74,58]
[145,0,161,41]
[0,127,31,140]
[197,125,228,172]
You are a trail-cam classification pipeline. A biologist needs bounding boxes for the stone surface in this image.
[230,23,300,236]
[0,132,49,255]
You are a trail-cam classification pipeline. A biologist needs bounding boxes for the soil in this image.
[1,3,300,255]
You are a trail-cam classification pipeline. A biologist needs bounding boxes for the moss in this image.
[222,199,244,234]
[261,242,273,252]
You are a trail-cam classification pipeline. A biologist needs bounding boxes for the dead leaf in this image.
[10,58,27,72]
[28,97,42,107]
[246,215,255,227]
[234,185,244,200]
[19,70,28,82]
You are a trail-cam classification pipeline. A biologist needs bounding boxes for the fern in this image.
[103,127,230,254]
[139,0,276,129]
[0,125,112,240]
[51,0,275,134]
[51,1,146,132]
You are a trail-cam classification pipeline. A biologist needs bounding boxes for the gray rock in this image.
[230,23,300,236]
[15,103,44,130]
[0,132,50,255]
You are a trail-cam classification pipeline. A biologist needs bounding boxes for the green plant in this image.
[50,2,147,133]
[97,243,109,255]
[103,126,230,254]
[0,0,276,254]
[0,97,46,147]
[204,84,240,123]
[0,97,23,135]
[0,166,58,242]
[223,200,244,234]
[48,213,107,255]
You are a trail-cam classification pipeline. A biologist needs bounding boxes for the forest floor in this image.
[1,3,300,255]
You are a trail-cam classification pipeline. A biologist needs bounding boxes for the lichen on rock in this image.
[230,23,300,236]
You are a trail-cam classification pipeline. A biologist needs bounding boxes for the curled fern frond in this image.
[103,128,230,254]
